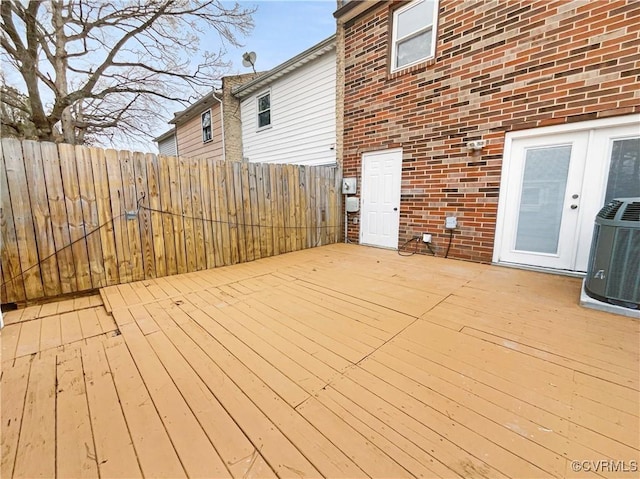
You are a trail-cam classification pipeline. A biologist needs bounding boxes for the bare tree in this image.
[0,78,38,139]
[0,0,254,145]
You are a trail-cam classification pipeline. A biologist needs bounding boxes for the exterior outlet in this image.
[445,217,457,229]
[422,233,432,243]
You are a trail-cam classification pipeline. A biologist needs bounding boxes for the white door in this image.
[496,119,640,272]
[360,149,402,249]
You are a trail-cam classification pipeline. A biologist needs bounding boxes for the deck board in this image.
[1,243,638,478]
[81,337,142,479]
[55,348,99,478]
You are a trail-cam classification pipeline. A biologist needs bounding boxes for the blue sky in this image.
[222,1,337,74]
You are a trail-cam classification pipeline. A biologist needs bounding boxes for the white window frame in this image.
[256,90,271,130]
[201,109,212,143]
[390,0,439,73]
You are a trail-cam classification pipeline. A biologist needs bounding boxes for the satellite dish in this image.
[242,51,257,73]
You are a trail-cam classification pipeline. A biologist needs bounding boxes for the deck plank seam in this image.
[4,356,33,479]
[459,326,640,390]
[106,331,190,478]
[94,337,150,478]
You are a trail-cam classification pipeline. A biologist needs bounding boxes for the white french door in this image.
[495,117,639,273]
[360,149,402,249]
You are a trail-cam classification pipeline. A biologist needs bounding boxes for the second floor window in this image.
[391,0,438,72]
[202,110,212,142]
[257,92,271,129]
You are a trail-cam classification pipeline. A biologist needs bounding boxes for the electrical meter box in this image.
[342,178,357,194]
[345,197,360,212]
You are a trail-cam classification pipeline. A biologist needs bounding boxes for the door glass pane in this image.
[515,145,571,254]
[604,138,640,203]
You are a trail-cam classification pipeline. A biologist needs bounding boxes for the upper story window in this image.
[257,92,271,129]
[201,109,212,142]
[391,0,439,72]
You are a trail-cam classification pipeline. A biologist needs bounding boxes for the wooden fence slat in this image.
[297,167,307,250]
[157,156,177,276]
[320,168,327,245]
[22,141,61,297]
[247,163,265,259]
[3,139,45,299]
[0,141,26,302]
[255,164,268,258]
[209,160,223,268]
[275,164,286,254]
[90,147,119,286]
[285,166,296,253]
[105,149,130,283]
[257,163,273,256]
[167,155,187,274]
[75,145,106,289]
[241,162,255,262]
[225,161,239,264]
[231,162,246,263]
[308,168,315,248]
[146,153,166,278]
[301,167,309,249]
[331,168,340,243]
[189,158,205,271]
[215,161,232,266]
[133,151,155,279]
[179,157,196,272]
[119,150,143,282]
[199,160,215,269]
[267,164,278,256]
[59,143,92,291]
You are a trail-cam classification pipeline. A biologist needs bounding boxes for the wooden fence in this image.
[0,138,341,304]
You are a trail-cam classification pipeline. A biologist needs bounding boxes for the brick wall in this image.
[222,73,257,162]
[339,0,640,262]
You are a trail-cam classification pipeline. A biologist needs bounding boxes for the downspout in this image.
[212,92,225,161]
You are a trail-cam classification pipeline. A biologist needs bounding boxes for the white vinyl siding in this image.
[158,134,177,157]
[240,49,336,166]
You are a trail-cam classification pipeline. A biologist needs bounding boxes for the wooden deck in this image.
[1,243,638,479]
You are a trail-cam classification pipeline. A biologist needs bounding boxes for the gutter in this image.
[170,90,222,126]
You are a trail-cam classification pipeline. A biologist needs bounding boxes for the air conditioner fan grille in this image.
[621,202,640,222]
[597,200,623,219]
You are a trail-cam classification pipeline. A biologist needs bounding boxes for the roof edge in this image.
[169,90,222,125]
[232,34,336,98]
[334,0,381,22]
[153,127,175,142]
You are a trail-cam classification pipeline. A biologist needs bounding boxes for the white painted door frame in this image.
[360,148,403,249]
[494,114,640,273]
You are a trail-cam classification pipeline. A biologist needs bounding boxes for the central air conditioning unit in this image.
[585,197,640,309]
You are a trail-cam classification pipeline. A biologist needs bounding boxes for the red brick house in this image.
[335,0,639,274]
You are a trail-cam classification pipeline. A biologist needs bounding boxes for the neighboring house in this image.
[167,91,224,160]
[335,0,639,275]
[233,35,337,166]
[154,128,177,157]
[154,73,255,161]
